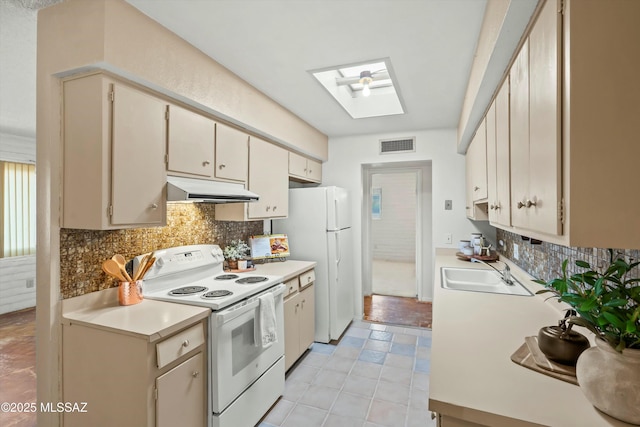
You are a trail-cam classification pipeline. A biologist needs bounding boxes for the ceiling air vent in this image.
[379,137,415,154]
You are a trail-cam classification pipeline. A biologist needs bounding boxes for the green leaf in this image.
[580,297,598,312]
[603,298,628,308]
[602,312,626,329]
[576,260,591,269]
[626,320,637,334]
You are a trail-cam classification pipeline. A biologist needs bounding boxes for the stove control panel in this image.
[137,244,225,280]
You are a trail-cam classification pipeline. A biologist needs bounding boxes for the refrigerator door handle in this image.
[334,199,339,231]
[335,233,341,265]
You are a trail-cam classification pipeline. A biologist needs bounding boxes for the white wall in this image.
[372,172,416,262]
[322,129,495,316]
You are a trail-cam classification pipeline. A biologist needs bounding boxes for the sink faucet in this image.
[470,258,514,286]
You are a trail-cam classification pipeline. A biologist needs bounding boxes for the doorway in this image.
[371,171,417,297]
[361,161,433,327]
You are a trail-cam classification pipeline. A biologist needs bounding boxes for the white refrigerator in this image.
[273,186,354,343]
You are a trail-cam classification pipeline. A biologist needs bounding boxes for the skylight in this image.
[310,58,405,119]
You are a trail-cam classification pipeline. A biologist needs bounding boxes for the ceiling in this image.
[125,0,488,138]
[1,0,536,142]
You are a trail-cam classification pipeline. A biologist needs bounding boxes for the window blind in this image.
[0,161,36,258]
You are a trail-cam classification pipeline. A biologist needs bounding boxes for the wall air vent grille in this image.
[379,137,415,154]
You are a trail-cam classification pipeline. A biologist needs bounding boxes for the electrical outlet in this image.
[445,233,452,244]
[513,243,519,260]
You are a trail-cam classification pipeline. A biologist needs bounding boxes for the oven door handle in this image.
[216,284,285,325]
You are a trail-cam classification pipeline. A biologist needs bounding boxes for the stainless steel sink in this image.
[440,267,533,296]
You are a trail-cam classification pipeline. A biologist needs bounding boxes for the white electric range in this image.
[136,244,286,427]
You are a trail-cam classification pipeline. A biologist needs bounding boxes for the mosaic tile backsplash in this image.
[496,229,640,283]
[59,203,263,299]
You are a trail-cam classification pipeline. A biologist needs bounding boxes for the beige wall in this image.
[36,0,327,423]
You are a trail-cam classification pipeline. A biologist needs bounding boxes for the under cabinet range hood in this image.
[167,176,259,203]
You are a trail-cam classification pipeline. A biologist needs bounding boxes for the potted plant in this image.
[223,239,250,270]
[534,250,639,424]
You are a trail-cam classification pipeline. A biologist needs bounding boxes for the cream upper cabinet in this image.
[509,38,531,230]
[167,104,216,178]
[248,137,288,219]
[469,120,488,203]
[527,0,562,235]
[215,122,248,182]
[63,73,166,229]
[490,79,512,227]
[487,0,639,248]
[215,136,288,221]
[510,0,561,236]
[289,152,322,183]
[465,119,488,220]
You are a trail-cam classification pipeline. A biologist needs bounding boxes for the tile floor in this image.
[259,320,436,427]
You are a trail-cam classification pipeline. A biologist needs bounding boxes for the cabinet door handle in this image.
[490,204,496,210]
[150,203,158,209]
[219,164,226,169]
[182,339,190,348]
[308,169,312,174]
[266,206,271,211]
[203,160,211,166]
[273,206,277,211]
[192,371,199,378]
[526,200,537,208]
[517,201,525,209]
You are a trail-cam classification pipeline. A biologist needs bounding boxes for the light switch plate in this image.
[445,233,452,244]
[444,200,453,210]
[513,243,520,260]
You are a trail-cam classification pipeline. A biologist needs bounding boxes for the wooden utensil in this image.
[102,259,127,282]
[137,257,156,281]
[133,254,149,281]
[112,254,132,282]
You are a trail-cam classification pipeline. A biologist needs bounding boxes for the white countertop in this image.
[429,249,633,427]
[252,260,317,282]
[62,287,210,342]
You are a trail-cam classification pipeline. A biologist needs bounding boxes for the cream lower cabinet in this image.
[63,320,207,427]
[284,270,315,371]
[289,152,322,183]
[63,73,167,229]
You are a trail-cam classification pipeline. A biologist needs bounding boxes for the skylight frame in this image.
[309,58,406,119]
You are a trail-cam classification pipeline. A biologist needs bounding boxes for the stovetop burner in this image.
[202,290,233,299]
[236,276,268,285]
[215,274,239,280]
[169,286,208,296]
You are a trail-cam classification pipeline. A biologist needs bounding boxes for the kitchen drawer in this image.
[156,323,204,369]
[299,270,315,290]
[284,278,299,298]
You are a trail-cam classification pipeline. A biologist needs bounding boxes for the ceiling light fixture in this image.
[359,71,373,97]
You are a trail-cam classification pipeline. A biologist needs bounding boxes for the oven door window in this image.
[231,318,262,375]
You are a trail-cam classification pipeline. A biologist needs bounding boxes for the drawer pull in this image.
[203,160,211,166]
[192,371,200,378]
[182,339,190,348]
